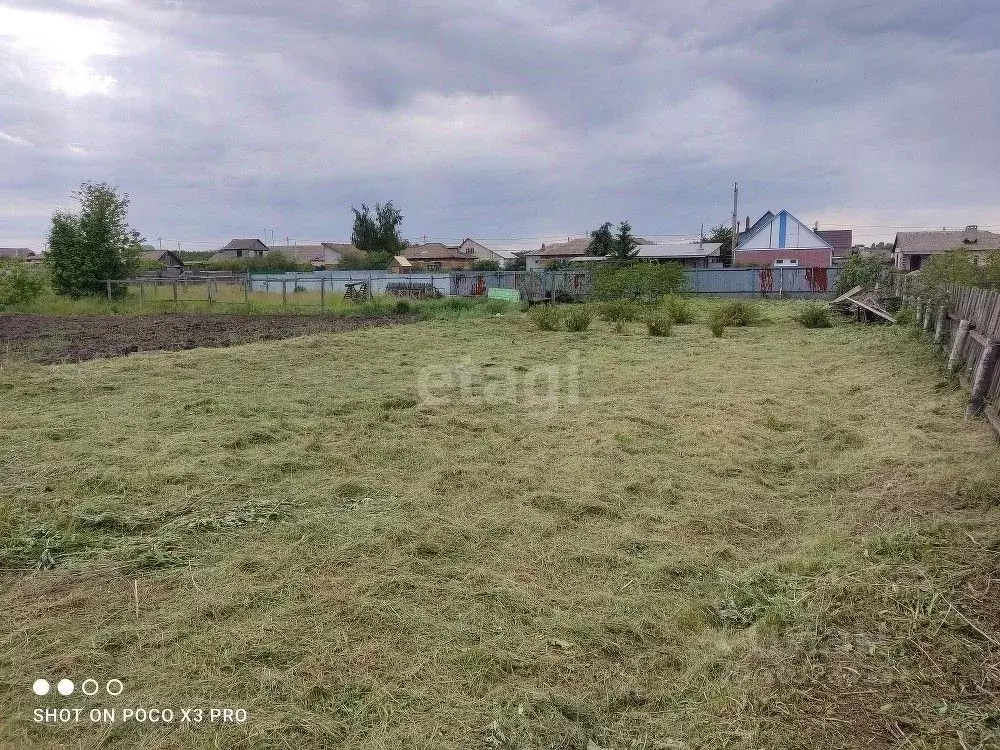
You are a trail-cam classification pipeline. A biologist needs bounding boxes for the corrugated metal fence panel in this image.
[688,267,840,297]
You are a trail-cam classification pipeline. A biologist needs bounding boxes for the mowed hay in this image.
[1,301,999,750]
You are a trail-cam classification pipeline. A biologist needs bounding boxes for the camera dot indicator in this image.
[57,679,75,696]
[81,679,99,696]
[32,679,50,696]
[106,679,124,696]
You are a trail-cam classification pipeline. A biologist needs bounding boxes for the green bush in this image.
[353,298,393,316]
[834,254,885,295]
[529,304,562,331]
[443,296,474,311]
[795,303,832,329]
[708,310,726,337]
[592,262,687,301]
[0,262,46,307]
[393,299,413,314]
[646,312,674,337]
[564,307,593,332]
[599,299,639,322]
[716,299,764,327]
[894,306,915,325]
[662,295,694,323]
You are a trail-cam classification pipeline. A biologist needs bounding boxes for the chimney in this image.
[745,216,750,232]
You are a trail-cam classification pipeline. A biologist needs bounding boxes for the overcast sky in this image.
[1,0,998,252]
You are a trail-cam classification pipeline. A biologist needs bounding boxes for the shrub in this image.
[353,298,393,316]
[662,295,694,323]
[717,299,763,326]
[484,299,513,314]
[795,303,832,329]
[894,306,915,325]
[708,310,726,337]
[611,320,628,335]
[592,262,687,301]
[529,304,561,331]
[834,254,885,295]
[442,296,474,311]
[470,260,501,272]
[0,262,46,307]
[646,312,673,337]
[599,299,639,322]
[564,307,593,332]
[393,299,413,314]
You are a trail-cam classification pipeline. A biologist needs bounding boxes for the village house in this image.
[0,247,39,261]
[139,249,185,276]
[520,238,593,271]
[402,243,477,272]
[451,238,516,267]
[276,243,358,269]
[210,238,269,262]
[734,210,834,267]
[891,226,1000,271]
[569,241,723,268]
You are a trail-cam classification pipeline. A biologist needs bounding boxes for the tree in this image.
[47,182,144,297]
[588,222,615,256]
[351,201,408,257]
[607,220,638,260]
[707,225,733,267]
[470,260,501,272]
[834,254,885,295]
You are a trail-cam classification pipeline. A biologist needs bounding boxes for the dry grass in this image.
[1,300,998,749]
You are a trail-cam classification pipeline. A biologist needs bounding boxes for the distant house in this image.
[569,242,723,268]
[521,236,658,271]
[521,238,594,271]
[734,210,834,267]
[892,226,1000,271]
[139,249,185,276]
[816,229,854,264]
[277,243,358,269]
[210,238,269,262]
[389,255,413,274]
[0,247,38,261]
[403,243,476,272]
[452,238,516,267]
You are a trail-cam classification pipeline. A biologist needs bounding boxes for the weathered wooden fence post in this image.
[933,305,947,345]
[172,281,178,302]
[320,277,325,309]
[967,341,999,416]
[948,319,971,371]
[282,279,287,305]
[106,280,112,301]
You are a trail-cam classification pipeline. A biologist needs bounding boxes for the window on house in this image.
[236,250,243,258]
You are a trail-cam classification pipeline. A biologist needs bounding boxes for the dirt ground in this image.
[0,312,417,364]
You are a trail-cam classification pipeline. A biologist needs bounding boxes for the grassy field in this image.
[1,300,998,749]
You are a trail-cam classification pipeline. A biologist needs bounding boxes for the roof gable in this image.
[737,210,833,251]
[893,229,1000,254]
[222,238,268,251]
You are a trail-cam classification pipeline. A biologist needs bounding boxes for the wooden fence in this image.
[901,283,1000,437]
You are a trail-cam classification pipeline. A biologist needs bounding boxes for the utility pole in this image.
[699,223,704,251]
[730,182,739,268]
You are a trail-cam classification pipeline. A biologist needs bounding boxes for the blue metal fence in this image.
[251,267,842,299]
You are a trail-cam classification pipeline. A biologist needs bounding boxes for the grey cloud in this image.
[1,0,998,250]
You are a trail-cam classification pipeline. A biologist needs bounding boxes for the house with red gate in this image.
[734,210,834,268]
